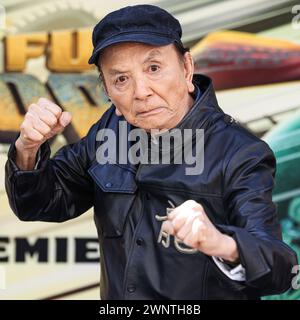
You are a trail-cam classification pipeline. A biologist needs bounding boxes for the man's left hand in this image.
[161,200,239,263]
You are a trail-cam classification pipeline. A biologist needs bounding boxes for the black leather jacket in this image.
[5,74,297,300]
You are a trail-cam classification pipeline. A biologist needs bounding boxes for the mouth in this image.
[137,107,165,118]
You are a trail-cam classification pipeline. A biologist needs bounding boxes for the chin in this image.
[136,116,171,131]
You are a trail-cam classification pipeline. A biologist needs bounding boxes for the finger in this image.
[50,111,72,136]
[37,109,58,128]
[29,104,58,127]
[167,200,195,220]
[26,113,52,137]
[175,211,200,240]
[182,231,199,249]
[21,126,44,142]
[37,97,62,119]
[171,209,203,233]
[168,200,203,220]
[59,111,72,127]
[169,206,194,228]
[180,218,205,249]
[192,218,206,243]
[161,220,175,236]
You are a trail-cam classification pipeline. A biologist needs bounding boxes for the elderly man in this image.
[5,5,297,300]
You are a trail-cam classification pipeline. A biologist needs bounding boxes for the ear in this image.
[182,52,195,93]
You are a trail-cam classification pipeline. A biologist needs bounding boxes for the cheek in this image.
[161,69,187,99]
[162,80,187,109]
[111,90,133,114]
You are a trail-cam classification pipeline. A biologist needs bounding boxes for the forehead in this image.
[98,42,176,67]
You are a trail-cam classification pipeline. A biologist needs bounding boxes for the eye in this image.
[115,75,128,85]
[149,64,160,73]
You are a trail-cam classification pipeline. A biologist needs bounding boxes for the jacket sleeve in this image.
[5,122,99,222]
[218,138,298,296]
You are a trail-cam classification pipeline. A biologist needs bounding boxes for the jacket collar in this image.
[109,74,224,169]
[174,74,223,131]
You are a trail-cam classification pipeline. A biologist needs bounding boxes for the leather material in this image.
[5,74,297,300]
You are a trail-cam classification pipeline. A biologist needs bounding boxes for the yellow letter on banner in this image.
[47,28,93,72]
[5,33,48,71]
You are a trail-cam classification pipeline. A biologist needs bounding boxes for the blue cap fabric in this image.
[88,4,183,65]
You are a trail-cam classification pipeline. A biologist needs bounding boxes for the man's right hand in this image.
[15,97,72,170]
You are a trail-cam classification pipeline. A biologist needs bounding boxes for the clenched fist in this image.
[15,97,72,170]
[161,200,239,263]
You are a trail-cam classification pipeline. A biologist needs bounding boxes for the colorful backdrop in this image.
[0,0,300,300]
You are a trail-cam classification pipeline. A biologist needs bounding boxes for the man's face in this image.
[99,42,195,131]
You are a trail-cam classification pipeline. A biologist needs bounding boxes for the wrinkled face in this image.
[99,42,195,131]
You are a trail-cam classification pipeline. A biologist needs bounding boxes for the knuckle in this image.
[186,200,197,205]
[28,104,34,111]
[37,135,44,142]
[20,119,31,131]
[28,103,39,113]
[20,122,26,131]
[196,211,203,219]
[53,105,62,116]
[25,112,32,119]
[193,204,204,213]
[47,115,57,127]
[37,97,48,105]
[184,238,196,248]
[31,131,44,142]
[25,112,36,123]
[172,219,181,231]
[22,133,28,140]
[177,230,186,240]
[32,136,41,143]
[197,203,204,210]
[44,126,51,135]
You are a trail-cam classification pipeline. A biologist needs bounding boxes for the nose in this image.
[133,75,153,100]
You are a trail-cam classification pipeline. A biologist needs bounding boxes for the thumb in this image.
[59,111,72,127]
[50,111,72,136]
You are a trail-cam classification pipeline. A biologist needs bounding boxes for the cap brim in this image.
[88,32,179,65]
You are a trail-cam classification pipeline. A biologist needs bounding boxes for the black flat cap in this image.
[88,4,183,65]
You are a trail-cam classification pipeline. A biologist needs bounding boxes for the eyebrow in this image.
[108,69,128,76]
[142,49,162,63]
[108,49,163,76]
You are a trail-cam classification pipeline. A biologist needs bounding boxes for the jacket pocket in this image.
[206,256,247,297]
[88,162,137,194]
[88,162,137,237]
